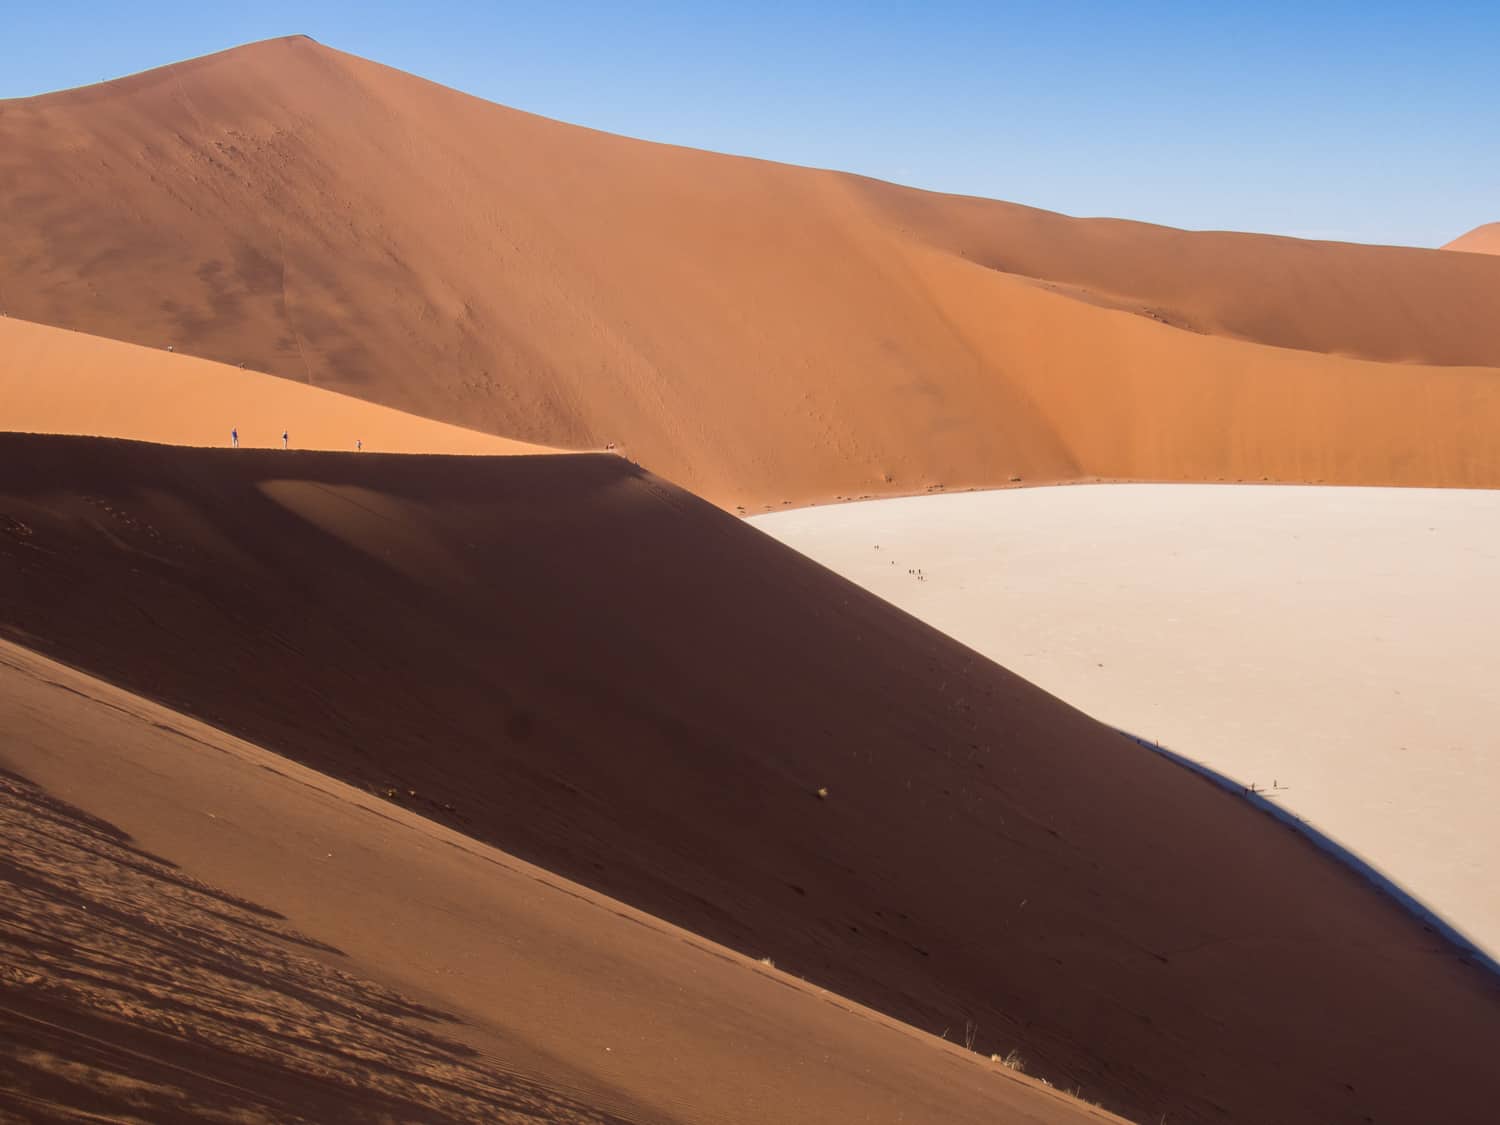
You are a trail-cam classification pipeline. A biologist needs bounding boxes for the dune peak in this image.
[1443,222,1500,255]
[3,39,1499,505]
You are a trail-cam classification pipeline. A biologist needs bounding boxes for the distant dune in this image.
[3,36,1500,506]
[2,639,1117,1125]
[3,433,1499,1125]
[0,314,555,455]
[1444,222,1500,255]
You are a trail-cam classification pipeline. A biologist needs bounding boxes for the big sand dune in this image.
[0,313,556,454]
[2,433,1499,1124]
[1,637,1120,1125]
[4,37,1500,506]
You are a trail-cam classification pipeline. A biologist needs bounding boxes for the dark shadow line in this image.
[1118,727,1500,980]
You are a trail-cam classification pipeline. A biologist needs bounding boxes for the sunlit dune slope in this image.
[1,639,1121,1125]
[856,180,1500,363]
[3,37,1499,505]
[2,433,1497,1125]
[1444,222,1500,255]
[0,314,557,454]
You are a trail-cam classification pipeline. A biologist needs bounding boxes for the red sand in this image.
[1444,222,1500,255]
[1,637,1119,1125]
[6,32,1500,1125]
[0,314,559,454]
[2,433,1498,1124]
[4,36,1500,507]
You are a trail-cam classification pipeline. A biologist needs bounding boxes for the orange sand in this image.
[3,37,1499,507]
[0,314,557,455]
[5,32,1500,1125]
[1444,222,1500,255]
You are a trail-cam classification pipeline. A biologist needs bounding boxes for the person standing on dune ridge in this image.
[231,427,238,448]
[282,430,288,450]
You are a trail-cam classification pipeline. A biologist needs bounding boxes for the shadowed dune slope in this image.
[1444,222,1500,255]
[4,36,1500,506]
[1,640,1121,1125]
[0,314,559,455]
[2,434,1498,1125]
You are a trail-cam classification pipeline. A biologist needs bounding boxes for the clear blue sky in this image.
[5,1,1496,247]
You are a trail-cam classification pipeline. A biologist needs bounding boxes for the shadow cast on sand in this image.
[1119,730,1500,979]
[0,768,640,1124]
[7,434,1500,1124]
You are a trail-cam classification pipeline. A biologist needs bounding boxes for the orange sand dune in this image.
[1444,222,1500,255]
[1,639,1118,1125]
[3,37,1499,506]
[0,314,558,455]
[856,181,1500,364]
[3,434,1498,1125]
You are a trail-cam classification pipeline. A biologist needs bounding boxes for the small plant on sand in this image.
[963,1019,978,1051]
[758,956,775,968]
[991,1049,1026,1074]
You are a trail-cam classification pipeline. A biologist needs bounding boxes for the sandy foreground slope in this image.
[1444,222,1500,255]
[4,37,1500,506]
[0,638,1120,1125]
[3,434,1499,1124]
[753,485,1500,962]
[0,313,557,455]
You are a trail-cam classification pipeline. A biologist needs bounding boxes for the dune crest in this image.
[0,314,558,455]
[3,37,1499,505]
[1444,222,1500,255]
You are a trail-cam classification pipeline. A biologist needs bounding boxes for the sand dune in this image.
[6,34,1499,1122]
[1,638,1121,1125]
[1444,222,1500,255]
[754,484,1500,961]
[0,314,557,455]
[3,433,1498,1124]
[4,36,1500,506]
